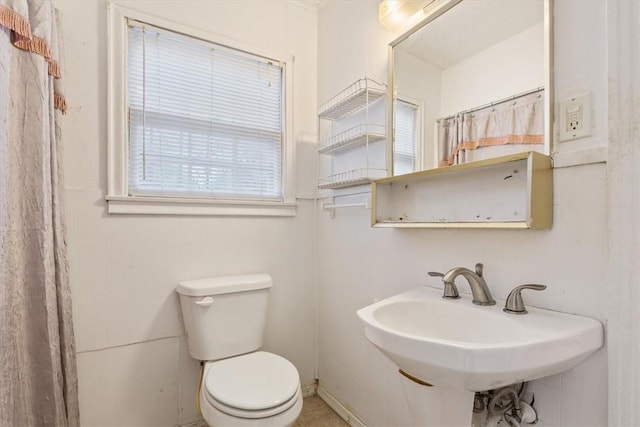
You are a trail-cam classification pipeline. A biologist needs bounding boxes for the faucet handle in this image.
[503,284,547,315]
[475,263,484,277]
[442,282,461,299]
[428,271,460,299]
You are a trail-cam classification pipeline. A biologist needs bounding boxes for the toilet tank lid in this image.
[177,274,272,297]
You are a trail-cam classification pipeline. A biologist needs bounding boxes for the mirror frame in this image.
[387,0,554,176]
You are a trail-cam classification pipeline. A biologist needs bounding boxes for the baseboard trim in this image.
[317,386,366,427]
[301,383,317,398]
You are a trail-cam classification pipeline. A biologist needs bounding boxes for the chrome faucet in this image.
[430,263,496,306]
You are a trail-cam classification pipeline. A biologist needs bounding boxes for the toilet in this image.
[177,274,302,426]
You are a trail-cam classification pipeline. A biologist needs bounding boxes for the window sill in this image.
[106,195,297,217]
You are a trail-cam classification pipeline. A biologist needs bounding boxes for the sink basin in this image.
[356,286,604,391]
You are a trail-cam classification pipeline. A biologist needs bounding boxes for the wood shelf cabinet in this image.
[371,151,553,229]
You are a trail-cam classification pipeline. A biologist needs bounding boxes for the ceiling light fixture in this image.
[378,0,432,30]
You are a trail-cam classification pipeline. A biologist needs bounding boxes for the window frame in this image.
[107,4,296,216]
[393,95,423,174]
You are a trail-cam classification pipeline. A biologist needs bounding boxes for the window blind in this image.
[127,21,284,200]
[394,100,418,175]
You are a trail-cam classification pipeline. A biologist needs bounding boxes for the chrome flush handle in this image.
[503,284,547,315]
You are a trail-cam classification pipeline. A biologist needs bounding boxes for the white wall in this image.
[55,0,318,425]
[394,50,441,169]
[317,1,609,426]
[441,22,545,116]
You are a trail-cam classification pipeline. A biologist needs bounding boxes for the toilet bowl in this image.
[176,274,303,427]
[200,352,302,426]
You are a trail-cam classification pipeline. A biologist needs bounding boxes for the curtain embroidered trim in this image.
[0,3,66,111]
[54,93,67,113]
[48,57,60,77]
[439,134,544,167]
[0,4,31,38]
[12,32,61,78]
[12,31,51,58]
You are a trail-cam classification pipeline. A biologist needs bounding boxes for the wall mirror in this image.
[388,0,552,176]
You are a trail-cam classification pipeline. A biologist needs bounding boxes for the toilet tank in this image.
[176,274,272,361]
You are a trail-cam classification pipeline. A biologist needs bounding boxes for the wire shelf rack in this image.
[318,168,388,190]
[318,123,386,155]
[317,78,387,121]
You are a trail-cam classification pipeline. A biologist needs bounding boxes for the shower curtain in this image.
[0,0,79,425]
[437,90,544,167]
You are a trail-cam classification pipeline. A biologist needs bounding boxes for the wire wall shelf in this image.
[317,77,387,191]
[318,168,388,190]
[318,123,386,155]
[317,78,387,121]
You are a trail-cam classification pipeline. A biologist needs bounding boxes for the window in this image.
[393,99,420,175]
[107,6,295,215]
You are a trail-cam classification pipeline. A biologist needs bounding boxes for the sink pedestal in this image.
[399,376,474,426]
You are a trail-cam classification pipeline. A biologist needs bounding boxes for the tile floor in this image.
[294,395,349,427]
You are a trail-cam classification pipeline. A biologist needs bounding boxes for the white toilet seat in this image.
[202,351,301,419]
[205,384,302,419]
[200,389,302,427]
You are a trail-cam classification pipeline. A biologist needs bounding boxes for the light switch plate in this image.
[558,93,592,142]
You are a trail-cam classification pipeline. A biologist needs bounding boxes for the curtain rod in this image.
[437,86,544,123]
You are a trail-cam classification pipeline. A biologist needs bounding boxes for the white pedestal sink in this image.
[357,286,604,392]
